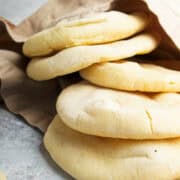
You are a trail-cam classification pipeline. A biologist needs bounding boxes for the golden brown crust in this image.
[56,81,180,139]
[26,32,160,81]
[44,115,180,180]
[80,59,180,92]
[23,11,150,57]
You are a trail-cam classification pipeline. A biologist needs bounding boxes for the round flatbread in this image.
[80,59,180,92]
[23,11,150,57]
[56,81,180,139]
[0,171,6,180]
[44,115,180,180]
[27,32,160,81]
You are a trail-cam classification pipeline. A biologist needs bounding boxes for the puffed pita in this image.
[56,81,180,139]
[0,172,6,180]
[80,59,180,92]
[23,11,150,57]
[44,115,180,180]
[27,32,160,81]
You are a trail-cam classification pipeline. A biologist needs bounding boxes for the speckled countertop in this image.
[0,105,73,180]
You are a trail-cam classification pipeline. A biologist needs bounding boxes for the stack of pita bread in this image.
[23,11,180,180]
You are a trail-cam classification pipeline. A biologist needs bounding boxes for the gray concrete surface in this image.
[0,105,73,180]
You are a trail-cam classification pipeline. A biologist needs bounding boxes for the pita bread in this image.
[56,81,180,139]
[80,59,180,92]
[0,172,6,180]
[27,32,160,81]
[23,11,150,57]
[44,115,180,180]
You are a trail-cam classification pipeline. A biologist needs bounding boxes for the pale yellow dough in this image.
[27,32,160,81]
[44,115,180,180]
[0,171,6,180]
[80,59,180,92]
[23,11,150,57]
[56,81,180,139]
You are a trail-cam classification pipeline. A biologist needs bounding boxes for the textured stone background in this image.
[0,105,73,180]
